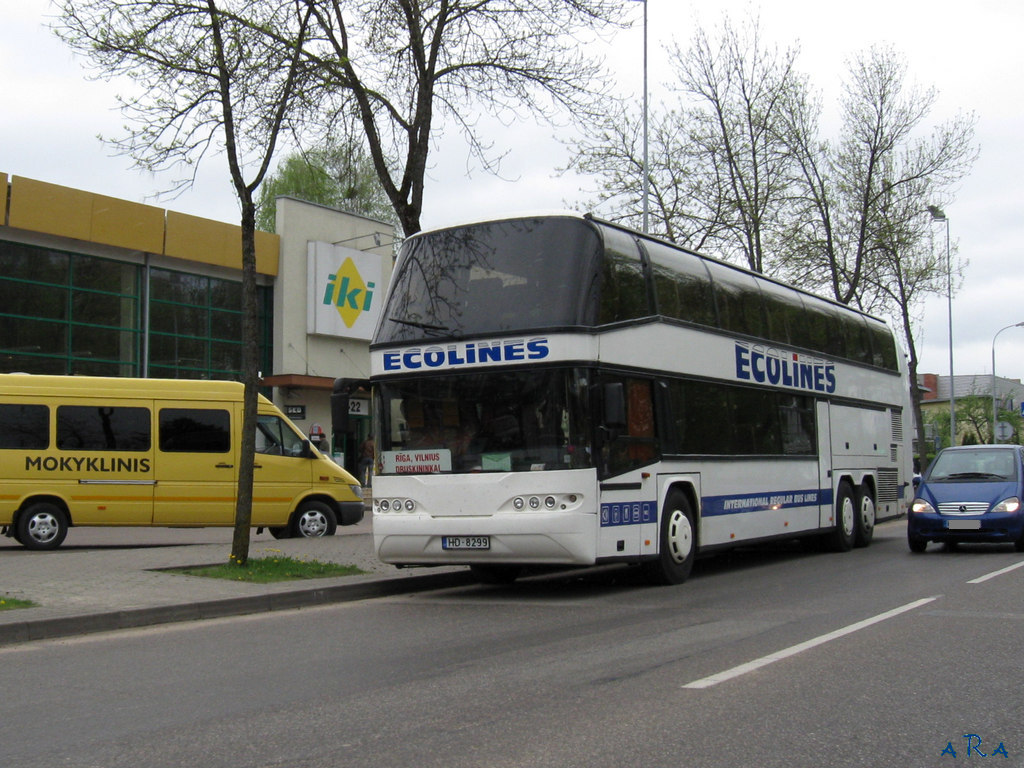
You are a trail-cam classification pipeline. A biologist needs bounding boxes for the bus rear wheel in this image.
[643,491,696,586]
[17,502,69,551]
[854,484,875,548]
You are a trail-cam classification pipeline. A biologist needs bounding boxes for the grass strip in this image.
[0,595,36,611]
[176,555,366,583]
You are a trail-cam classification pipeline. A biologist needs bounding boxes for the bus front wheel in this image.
[643,491,696,586]
[16,502,69,551]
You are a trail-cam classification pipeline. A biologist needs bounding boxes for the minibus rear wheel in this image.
[16,502,69,551]
[292,500,338,538]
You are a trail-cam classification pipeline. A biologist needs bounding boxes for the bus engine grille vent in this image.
[890,409,903,442]
[876,468,899,503]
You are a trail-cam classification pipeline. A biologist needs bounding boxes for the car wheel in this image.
[291,501,337,538]
[16,502,69,551]
[827,481,856,552]
[469,565,522,584]
[1015,536,1024,553]
[908,534,927,553]
[854,484,875,548]
[642,490,696,585]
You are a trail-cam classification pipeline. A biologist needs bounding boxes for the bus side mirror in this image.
[603,382,626,431]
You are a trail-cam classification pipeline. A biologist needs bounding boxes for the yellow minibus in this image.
[0,374,364,550]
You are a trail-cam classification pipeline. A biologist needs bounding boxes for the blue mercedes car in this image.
[908,444,1024,553]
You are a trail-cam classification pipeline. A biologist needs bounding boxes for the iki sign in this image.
[307,241,385,340]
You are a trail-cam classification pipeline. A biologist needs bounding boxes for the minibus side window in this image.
[0,404,49,449]
[159,408,231,453]
[56,406,150,451]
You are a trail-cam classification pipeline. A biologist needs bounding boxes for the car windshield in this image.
[927,449,1018,482]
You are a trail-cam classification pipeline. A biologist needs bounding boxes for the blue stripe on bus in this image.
[600,488,834,527]
[702,487,833,517]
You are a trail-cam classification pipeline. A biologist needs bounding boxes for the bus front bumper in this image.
[373,511,598,567]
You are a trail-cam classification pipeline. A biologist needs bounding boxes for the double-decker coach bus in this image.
[347,213,913,584]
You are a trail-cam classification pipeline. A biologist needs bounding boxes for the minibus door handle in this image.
[216,462,234,469]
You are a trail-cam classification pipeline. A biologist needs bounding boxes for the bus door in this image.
[596,377,660,560]
[816,400,833,528]
[153,404,237,525]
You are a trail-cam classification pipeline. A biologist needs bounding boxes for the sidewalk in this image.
[0,517,469,646]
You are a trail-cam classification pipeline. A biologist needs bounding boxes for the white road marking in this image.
[683,596,939,689]
[967,559,1024,584]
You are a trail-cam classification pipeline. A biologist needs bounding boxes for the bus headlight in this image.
[513,497,525,510]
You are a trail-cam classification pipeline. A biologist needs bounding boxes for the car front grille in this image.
[938,502,989,516]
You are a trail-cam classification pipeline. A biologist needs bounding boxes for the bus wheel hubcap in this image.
[667,509,693,564]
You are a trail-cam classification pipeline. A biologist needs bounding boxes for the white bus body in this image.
[353,214,912,584]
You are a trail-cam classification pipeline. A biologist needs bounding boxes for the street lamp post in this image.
[928,206,954,445]
[991,322,1024,442]
[629,0,649,233]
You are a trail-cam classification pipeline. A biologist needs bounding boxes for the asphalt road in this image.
[2,520,1022,768]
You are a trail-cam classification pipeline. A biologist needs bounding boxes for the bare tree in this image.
[55,0,312,565]
[567,14,804,267]
[290,0,625,235]
[782,45,977,306]
[668,15,803,273]
[565,102,726,249]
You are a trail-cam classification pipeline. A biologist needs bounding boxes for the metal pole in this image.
[641,0,649,234]
[929,206,954,446]
[991,322,1024,442]
[944,216,954,444]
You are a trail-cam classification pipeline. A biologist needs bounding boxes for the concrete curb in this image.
[0,570,475,647]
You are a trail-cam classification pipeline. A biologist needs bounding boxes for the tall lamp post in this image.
[928,206,954,445]
[628,0,649,233]
[992,322,1024,442]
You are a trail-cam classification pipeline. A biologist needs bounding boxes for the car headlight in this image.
[349,484,363,499]
[910,498,936,515]
[992,496,1021,514]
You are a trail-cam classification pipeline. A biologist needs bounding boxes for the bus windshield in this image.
[377,217,603,343]
[375,368,593,474]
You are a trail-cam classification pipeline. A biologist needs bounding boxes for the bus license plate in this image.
[442,536,490,550]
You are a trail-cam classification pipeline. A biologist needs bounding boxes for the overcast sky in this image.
[4,0,1024,386]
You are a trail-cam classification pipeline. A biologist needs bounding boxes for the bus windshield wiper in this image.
[388,317,451,336]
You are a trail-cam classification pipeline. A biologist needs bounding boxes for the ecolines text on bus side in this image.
[382,337,550,372]
[734,342,837,394]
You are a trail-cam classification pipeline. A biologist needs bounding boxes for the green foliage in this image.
[176,555,366,583]
[0,595,35,611]
[257,143,398,233]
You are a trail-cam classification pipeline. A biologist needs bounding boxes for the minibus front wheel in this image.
[292,500,338,538]
[16,501,69,551]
